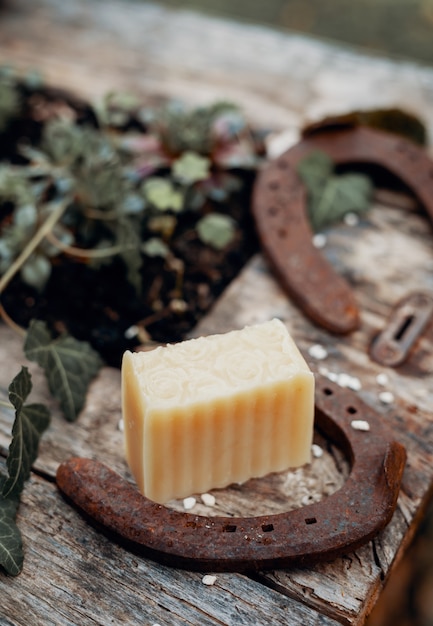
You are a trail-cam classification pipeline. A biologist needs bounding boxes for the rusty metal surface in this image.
[56,375,406,573]
[370,292,433,367]
[252,126,433,334]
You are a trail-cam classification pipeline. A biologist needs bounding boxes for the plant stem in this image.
[0,399,13,410]
[0,201,68,296]
[0,302,26,338]
[44,231,136,259]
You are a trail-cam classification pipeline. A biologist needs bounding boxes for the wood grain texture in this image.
[193,200,433,624]
[1,0,433,624]
[0,471,343,626]
[1,0,433,135]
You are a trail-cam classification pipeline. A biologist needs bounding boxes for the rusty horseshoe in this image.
[56,375,406,572]
[252,125,433,334]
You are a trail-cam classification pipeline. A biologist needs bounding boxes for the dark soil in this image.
[0,82,260,367]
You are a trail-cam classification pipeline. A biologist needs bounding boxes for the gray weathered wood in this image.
[0,470,342,626]
[1,1,433,624]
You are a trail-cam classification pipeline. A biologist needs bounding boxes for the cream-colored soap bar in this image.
[121,318,315,504]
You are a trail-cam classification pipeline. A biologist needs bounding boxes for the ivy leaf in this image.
[311,173,373,231]
[20,252,52,291]
[297,150,334,212]
[110,216,143,295]
[298,150,373,231]
[142,237,170,258]
[196,213,236,250]
[0,496,23,576]
[142,177,184,212]
[23,321,103,422]
[2,367,50,500]
[172,151,210,185]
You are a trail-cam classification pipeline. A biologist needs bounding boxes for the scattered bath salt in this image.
[117,418,124,432]
[379,391,395,405]
[346,376,362,391]
[201,493,216,507]
[183,496,196,510]
[344,212,360,226]
[308,344,328,360]
[312,233,327,249]
[202,574,217,586]
[336,373,361,390]
[326,371,339,383]
[312,443,323,458]
[351,419,370,431]
[124,325,139,339]
[376,373,389,386]
[318,365,329,376]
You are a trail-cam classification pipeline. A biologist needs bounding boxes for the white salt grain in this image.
[312,444,323,458]
[344,212,360,226]
[379,391,394,405]
[117,419,124,432]
[327,371,339,383]
[312,233,327,249]
[183,496,196,510]
[124,325,139,339]
[201,493,216,507]
[334,373,362,391]
[351,419,370,431]
[308,344,328,360]
[376,373,389,386]
[202,575,217,586]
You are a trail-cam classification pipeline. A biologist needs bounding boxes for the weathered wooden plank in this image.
[1,1,433,625]
[1,0,433,136]
[1,199,431,626]
[192,199,433,624]
[0,470,341,626]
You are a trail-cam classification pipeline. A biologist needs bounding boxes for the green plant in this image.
[0,70,262,575]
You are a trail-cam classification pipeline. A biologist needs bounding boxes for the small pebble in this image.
[376,373,389,386]
[344,212,360,226]
[311,443,323,458]
[202,574,217,586]
[312,233,327,249]
[200,493,216,507]
[308,344,328,360]
[351,419,370,431]
[183,496,196,510]
[379,391,395,405]
[117,419,124,432]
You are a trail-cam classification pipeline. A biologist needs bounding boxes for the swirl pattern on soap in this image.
[134,319,308,406]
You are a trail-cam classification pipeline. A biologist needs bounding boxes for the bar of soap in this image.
[121,318,315,504]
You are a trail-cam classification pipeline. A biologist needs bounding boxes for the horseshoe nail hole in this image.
[261,523,274,533]
[305,517,317,525]
[268,206,279,217]
[223,524,237,533]
[347,406,358,415]
[277,160,289,170]
[277,228,288,238]
[394,314,415,341]
[268,180,280,190]
[323,387,333,396]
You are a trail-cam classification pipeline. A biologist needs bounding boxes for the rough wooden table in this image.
[1,1,433,625]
